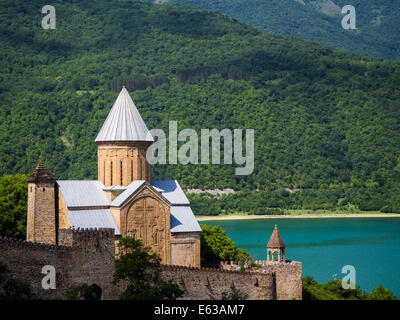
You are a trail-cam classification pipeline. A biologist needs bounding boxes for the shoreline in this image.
[196,213,400,221]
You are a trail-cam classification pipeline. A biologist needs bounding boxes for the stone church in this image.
[26,87,201,267]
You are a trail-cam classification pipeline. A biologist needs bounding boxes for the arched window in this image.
[153,232,158,245]
[273,251,279,261]
[103,161,105,184]
[131,160,133,181]
[110,161,113,185]
[120,160,123,185]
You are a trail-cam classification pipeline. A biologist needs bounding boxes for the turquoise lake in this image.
[201,217,400,297]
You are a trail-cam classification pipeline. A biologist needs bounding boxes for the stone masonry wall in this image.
[170,232,201,267]
[255,260,302,300]
[59,228,116,299]
[0,229,300,300]
[0,236,72,299]
[159,265,276,300]
[0,228,115,300]
[26,182,57,244]
[97,142,152,186]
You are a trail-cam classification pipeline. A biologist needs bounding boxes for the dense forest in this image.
[0,0,400,214]
[141,0,400,60]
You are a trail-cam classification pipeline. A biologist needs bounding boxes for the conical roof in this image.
[95,87,154,143]
[267,224,285,248]
[28,161,55,184]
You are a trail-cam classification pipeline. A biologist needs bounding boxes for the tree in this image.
[367,285,397,300]
[0,174,28,239]
[200,224,250,266]
[113,237,184,300]
[302,276,397,300]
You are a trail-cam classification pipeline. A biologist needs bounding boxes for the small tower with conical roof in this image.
[267,224,285,262]
[26,161,58,244]
[95,87,154,187]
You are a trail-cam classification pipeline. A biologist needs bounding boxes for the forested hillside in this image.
[142,0,400,60]
[0,0,400,213]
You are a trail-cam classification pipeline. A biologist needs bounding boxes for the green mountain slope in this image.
[141,0,400,60]
[0,0,400,212]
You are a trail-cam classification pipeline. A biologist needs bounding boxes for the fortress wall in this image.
[0,228,116,300]
[159,265,276,300]
[58,228,116,299]
[0,230,300,300]
[255,260,302,300]
[0,236,72,299]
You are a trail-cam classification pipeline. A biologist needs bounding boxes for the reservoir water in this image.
[201,217,400,297]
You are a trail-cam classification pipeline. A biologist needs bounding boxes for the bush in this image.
[302,276,397,300]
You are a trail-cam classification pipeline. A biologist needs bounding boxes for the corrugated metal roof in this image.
[152,180,190,205]
[67,209,121,235]
[110,180,146,207]
[95,87,154,142]
[57,180,110,208]
[170,206,201,233]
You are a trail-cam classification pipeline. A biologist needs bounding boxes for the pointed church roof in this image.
[28,161,55,184]
[95,87,154,143]
[267,224,285,248]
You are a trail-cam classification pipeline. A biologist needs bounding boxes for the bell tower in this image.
[95,87,154,186]
[267,224,285,262]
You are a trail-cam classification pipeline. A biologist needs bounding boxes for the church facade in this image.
[26,87,201,267]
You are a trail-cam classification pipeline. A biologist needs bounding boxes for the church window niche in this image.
[110,161,113,185]
[131,160,133,182]
[103,161,105,184]
[120,160,123,185]
[153,232,158,245]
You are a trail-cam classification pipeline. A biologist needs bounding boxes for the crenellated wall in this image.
[0,228,116,300]
[0,229,301,300]
[0,235,72,299]
[159,265,276,300]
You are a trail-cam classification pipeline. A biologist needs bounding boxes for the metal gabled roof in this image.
[170,206,201,233]
[110,180,146,207]
[57,180,110,208]
[67,209,121,235]
[95,87,154,143]
[152,180,190,205]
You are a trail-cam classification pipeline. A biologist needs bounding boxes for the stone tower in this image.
[267,224,285,262]
[95,87,154,187]
[26,161,58,244]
